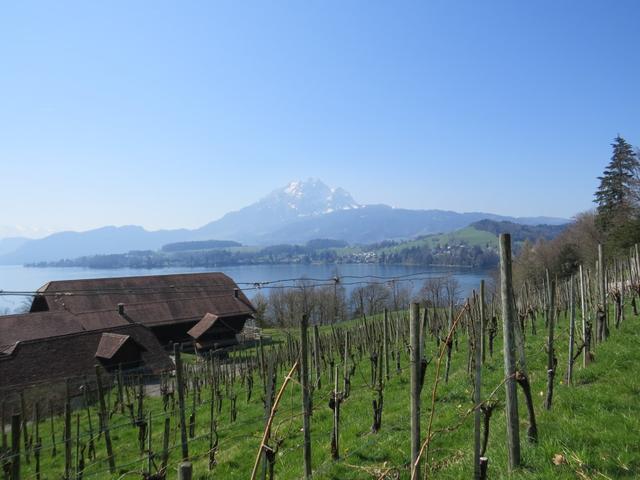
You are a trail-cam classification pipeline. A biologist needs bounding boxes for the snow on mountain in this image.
[0,178,571,263]
[262,179,360,217]
[194,179,361,242]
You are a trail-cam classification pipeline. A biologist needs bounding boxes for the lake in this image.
[0,264,491,314]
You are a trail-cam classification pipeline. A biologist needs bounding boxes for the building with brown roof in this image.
[29,272,256,345]
[187,312,249,350]
[0,316,173,393]
[0,272,255,396]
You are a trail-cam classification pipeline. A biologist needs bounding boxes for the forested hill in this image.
[161,240,242,252]
[365,219,567,268]
[28,220,567,270]
[471,219,566,241]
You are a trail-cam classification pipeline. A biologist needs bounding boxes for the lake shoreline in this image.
[0,263,491,314]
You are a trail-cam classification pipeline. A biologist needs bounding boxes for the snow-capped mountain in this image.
[262,179,360,216]
[194,179,360,241]
[0,179,570,263]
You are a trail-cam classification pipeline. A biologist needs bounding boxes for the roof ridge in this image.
[3,322,149,349]
[63,292,243,314]
[40,271,232,287]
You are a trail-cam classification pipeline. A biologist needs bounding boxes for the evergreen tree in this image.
[594,135,640,232]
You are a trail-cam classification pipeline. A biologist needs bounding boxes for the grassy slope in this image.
[326,226,497,257]
[198,225,498,259]
[379,226,498,255]
[17,306,640,479]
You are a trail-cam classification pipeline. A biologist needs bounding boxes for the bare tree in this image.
[313,284,347,325]
[349,282,391,318]
[251,292,270,327]
[418,275,460,308]
[388,280,412,312]
[443,275,461,307]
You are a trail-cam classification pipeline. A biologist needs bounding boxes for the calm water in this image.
[0,264,490,314]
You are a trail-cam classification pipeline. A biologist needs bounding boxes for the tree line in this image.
[514,135,640,285]
[251,274,462,328]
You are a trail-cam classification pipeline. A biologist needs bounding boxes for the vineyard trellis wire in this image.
[0,241,639,479]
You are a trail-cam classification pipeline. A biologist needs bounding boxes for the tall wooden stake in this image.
[300,314,312,479]
[95,366,116,474]
[544,272,556,410]
[174,344,189,461]
[343,331,350,397]
[499,233,521,471]
[409,302,421,479]
[11,413,20,480]
[178,462,192,480]
[64,381,72,480]
[313,324,322,390]
[480,280,486,365]
[19,393,29,465]
[568,276,576,385]
[147,411,153,475]
[34,402,41,480]
[579,265,590,367]
[331,365,340,460]
[473,285,483,479]
[444,302,454,383]
[598,244,607,342]
[383,309,390,381]
[161,417,170,474]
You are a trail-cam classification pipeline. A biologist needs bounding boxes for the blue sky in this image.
[1,1,638,233]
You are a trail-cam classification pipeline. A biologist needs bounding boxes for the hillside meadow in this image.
[4,302,639,480]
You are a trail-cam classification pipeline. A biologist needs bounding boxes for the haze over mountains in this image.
[0,179,568,264]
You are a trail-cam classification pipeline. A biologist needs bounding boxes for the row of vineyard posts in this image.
[1,236,639,479]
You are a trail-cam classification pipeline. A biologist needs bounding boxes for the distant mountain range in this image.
[29,220,567,270]
[0,179,569,265]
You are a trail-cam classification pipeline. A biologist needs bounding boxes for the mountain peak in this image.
[283,179,325,199]
[266,179,360,216]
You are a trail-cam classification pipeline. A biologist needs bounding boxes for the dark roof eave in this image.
[143,312,254,328]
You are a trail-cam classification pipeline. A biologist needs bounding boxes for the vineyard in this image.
[1,235,640,479]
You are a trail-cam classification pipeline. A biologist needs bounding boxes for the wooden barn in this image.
[0,310,173,393]
[28,272,256,347]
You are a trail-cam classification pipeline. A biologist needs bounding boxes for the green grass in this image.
[12,306,640,479]
[379,227,498,255]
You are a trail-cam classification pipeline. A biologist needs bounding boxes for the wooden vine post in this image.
[331,365,341,460]
[383,309,390,381]
[1,400,6,459]
[34,402,41,480]
[250,360,300,480]
[473,281,483,479]
[313,324,322,390]
[174,343,189,461]
[178,462,192,480]
[598,243,607,342]
[579,265,590,367]
[480,279,486,365]
[444,302,454,383]
[343,331,350,397]
[499,233,521,471]
[64,381,72,480]
[544,272,556,410]
[409,302,421,480]
[512,281,538,443]
[19,393,29,466]
[95,365,116,474]
[300,314,312,479]
[568,275,576,386]
[11,413,20,480]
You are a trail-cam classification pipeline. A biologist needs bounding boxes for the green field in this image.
[379,227,498,254]
[7,305,640,479]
